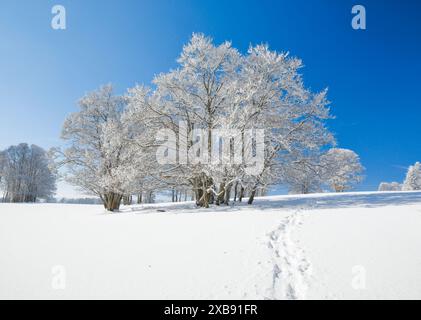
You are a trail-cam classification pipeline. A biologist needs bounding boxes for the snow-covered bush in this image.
[402,162,421,191]
[321,148,364,192]
[378,182,402,192]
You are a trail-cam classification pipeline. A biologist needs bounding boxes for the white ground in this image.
[1,191,420,299]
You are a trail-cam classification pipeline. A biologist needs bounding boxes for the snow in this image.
[1,191,421,299]
[55,180,92,199]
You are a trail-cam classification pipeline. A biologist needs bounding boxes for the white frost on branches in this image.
[130,34,335,205]
[321,148,364,192]
[402,162,421,191]
[57,84,158,211]
[56,34,366,210]
[0,144,56,202]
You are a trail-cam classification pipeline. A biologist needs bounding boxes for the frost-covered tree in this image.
[321,148,364,192]
[241,44,333,202]
[58,85,157,211]
[0,144,56,202]
[56,34,346,209]
[402,162,421,191]
[378,182,402,192]
[0,151,5,185]
[149,33,242,207]
[135,34,334,206]
[280,154,324,194]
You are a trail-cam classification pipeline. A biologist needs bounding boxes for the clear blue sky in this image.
[1,0,420,193]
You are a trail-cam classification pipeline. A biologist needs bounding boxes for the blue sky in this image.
[0,0,420,195]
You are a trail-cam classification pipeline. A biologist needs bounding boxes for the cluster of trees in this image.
[378,181,402,192]
[56,34,364,211]
[378,162,421,192]
[0,144,56,202]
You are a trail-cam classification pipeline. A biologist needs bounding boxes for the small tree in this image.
[402,162,421,191]
[321,148,364,192]
[281,156,323,194]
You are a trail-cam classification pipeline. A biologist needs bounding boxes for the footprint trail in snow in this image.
[265,211,312,300]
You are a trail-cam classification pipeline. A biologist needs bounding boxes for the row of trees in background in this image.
[379,162,421,192]
[0,144,56,202]
[56,34,364,211]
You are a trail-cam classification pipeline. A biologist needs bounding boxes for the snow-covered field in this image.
[1,191,421,300]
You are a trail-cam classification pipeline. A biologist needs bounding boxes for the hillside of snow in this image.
[1,191,420,299]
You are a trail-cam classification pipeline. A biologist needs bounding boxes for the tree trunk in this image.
[103,192,123,212]
[224,183,232,205]
[248,189,256,205]
[196,188,203,205]
[209,187,215,204]
[203,188,210,208]
[216,182,225,205]
[123,195,132,205]
[194,174,213,208]
[239,186,245,202]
